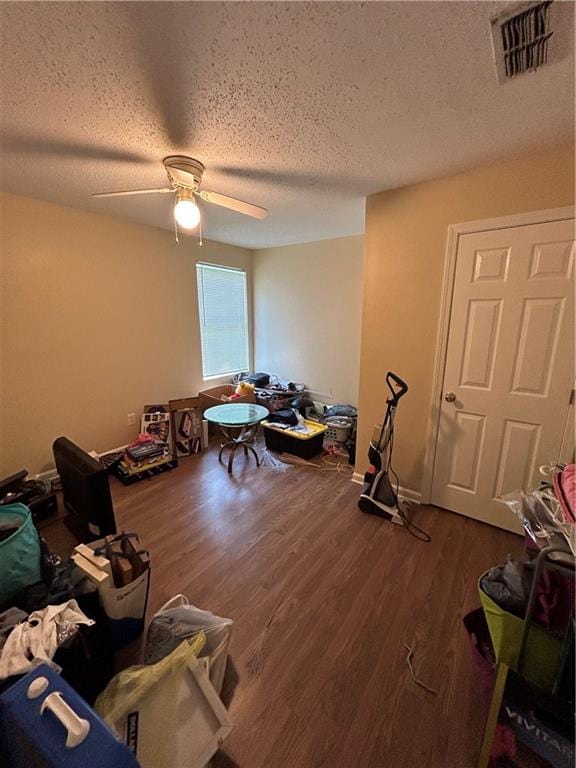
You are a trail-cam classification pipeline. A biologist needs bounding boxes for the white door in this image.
[431,218,575,532]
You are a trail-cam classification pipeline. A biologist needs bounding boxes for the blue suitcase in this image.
[0,665,139,768]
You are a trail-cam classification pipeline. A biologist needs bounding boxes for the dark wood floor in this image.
[41,446,522,768]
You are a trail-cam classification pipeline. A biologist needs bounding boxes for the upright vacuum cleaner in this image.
[358,371,408,525]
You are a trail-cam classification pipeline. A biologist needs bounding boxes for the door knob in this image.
[444,392,456,403]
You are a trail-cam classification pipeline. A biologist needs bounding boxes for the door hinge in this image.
[570,389,575,406]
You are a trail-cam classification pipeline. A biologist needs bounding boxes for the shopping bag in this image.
[87,536,150,650]
[98,569,150,650]
[0,504,41,606]
[145,594,233,693]
[95,636,234,768]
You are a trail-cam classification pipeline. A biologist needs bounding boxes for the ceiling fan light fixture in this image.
[174,189,201,230]
[93,156,268,228]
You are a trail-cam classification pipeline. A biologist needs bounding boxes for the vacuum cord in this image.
[387,417,431,543]
[404,644,438,694]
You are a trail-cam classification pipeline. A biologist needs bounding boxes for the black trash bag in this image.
[267,409,299,426]
[245,372,270,388]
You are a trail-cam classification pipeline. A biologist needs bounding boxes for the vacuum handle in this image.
[386,372,408,405]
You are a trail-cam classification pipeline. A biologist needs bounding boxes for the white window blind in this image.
[196,262,250,378]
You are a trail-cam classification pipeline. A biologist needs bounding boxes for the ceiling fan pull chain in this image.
[198,213,203,247]
[174,216,179,244]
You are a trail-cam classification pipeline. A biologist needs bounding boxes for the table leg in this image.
[247,444,260,467]
[215,422,261,472]
[218,426,232,465]
[227,441,239,474]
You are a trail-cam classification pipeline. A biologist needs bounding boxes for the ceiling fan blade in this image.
[197,190,268,220]
[92,188,173,198]
[122,3,191,150]
[1,132,149,165]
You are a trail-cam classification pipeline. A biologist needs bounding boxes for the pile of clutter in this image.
[97,399,204,485]
[463,466,576,766]
[465,464,575,697]
[231,372,358,464]
[0,506,235,768]
[233,371,306,411]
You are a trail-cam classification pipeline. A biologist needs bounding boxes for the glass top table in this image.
[203,403,269,427]
[203,403,269,473]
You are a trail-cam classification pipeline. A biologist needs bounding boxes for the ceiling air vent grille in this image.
[491,1,556,82]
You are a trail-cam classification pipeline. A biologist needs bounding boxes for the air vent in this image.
[491,1,561,82]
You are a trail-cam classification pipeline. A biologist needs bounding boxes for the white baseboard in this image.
[307,390,334,404]
[33,468,60,483]
[350,472,422,505]
[99,443,128,456]
[398,486,422,504]
[34,442,132,483]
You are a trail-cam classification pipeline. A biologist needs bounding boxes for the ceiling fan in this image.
[92,156,268,239]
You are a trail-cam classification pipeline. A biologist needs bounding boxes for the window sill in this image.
[202,371,247,383]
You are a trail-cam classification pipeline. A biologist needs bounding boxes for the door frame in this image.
[421,206,575,505]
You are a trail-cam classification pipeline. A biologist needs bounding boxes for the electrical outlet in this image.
[127,413,136,426]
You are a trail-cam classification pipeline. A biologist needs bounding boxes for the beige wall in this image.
[253,236,363,405]
[358,143,575,492]
[0,192,252,474]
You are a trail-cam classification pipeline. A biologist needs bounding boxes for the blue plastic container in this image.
[0,665,139,768]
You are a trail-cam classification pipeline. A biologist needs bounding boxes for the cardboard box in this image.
[169,396,204,457]
[199,384,256,413]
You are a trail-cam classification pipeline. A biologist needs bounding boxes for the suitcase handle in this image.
[40,691,91,748]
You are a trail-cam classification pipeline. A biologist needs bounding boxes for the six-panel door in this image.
[431,219,575,532]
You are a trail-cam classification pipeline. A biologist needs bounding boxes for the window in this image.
[196,262,250,378]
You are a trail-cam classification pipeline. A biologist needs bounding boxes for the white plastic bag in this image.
[500,489,575,554]
[95,636,233,768]
[145,594,232,694]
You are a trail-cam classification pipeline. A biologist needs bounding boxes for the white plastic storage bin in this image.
[323,416,352,444]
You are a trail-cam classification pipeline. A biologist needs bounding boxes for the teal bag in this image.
[0,503,42,606]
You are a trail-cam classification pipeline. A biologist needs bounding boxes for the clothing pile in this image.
[0,600,93,680]
[0,503,118,703]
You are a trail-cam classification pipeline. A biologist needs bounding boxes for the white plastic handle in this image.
[40,691,90,748]
[158,593,189,613]
[27,676,49,699]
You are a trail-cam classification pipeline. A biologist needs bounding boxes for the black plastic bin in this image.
[262,420,327,460]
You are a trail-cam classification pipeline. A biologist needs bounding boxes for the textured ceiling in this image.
[0,1,574,249]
